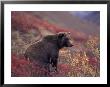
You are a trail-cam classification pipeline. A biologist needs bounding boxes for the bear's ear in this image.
[57,32,65,38]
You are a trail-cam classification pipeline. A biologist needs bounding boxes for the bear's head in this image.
[57,32,73,49]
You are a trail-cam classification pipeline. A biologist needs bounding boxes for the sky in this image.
[70,11,100,25]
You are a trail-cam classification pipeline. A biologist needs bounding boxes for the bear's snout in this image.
[67,40,74,47]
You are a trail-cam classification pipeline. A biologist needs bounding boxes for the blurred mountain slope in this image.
[29,11,99,36]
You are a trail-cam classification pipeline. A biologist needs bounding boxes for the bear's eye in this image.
[58,33,65,38]
[63,37,69,42]
[66,38,69,42]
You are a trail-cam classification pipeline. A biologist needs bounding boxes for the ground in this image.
[11,11,100,77]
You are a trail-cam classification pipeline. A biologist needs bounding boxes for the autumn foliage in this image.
[11,11,100,77]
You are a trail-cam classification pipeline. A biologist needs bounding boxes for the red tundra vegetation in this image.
[11,11,100,77]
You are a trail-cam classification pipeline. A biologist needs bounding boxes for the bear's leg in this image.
[43,63,50,76]
[50,51,58,72]
[51,58,58,72]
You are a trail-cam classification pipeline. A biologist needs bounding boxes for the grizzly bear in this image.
[24,32,73,75]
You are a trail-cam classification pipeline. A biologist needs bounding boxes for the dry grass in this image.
[11,11,100,77]
[11,29,100,77]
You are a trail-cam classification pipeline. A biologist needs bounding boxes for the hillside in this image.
[11,11,100,77]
